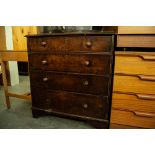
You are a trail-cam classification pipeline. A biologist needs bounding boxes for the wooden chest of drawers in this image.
[26,32,115,128]
[111,51,155,129]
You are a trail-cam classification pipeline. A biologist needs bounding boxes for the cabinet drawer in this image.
[115,52,155,75]
[113,74,155,95]
[31,89,109,119]
[29,53,112,75]
[117,35,155,47]
[27,36,113,52]
[30,71,110,95]
[110,123,140,129]
[112,92,155,113]
[110,109,155,128]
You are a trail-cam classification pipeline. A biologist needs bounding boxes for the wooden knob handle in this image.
[41,60,47,65]
[84,60,90,66]
[41,41,47,47]
[83,80,89,86]
[83,103,88,108]
[43,77,48,82]
[86,41,92,47]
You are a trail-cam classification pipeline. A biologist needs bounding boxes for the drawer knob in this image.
[42,60,48,65]
[86,41,92,47]
[83,80,89,86]
[84,60,90,66]
[43,77,48,82]
[41,41,47,47]
[83,103,88,109]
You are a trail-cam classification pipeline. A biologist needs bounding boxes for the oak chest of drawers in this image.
[26,32,115,128]
[110,34,155,129]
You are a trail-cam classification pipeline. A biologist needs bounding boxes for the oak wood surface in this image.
[115,52,155,75]
[0,51,28,62]
[112,92,155,113]
[12,26,38,50]
[110,109,155,128]
[113,74,155,95]
[118,26,155,34]
[117,35,155,47]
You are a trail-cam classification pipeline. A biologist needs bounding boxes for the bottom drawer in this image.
[31,88,109,119]
[110,109,155,128]
[110,123,141,129]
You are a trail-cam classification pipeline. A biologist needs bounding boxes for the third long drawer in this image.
[30,71,110,95]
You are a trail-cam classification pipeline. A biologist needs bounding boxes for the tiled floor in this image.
[0,76,93,129]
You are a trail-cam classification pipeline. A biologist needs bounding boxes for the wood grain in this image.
[113,74,155,95]
[110,123,140,129]
[12,26,38,50]
[27,36,113,52]
[110,109,155,128]
[29,53,112,75]
[117,35,155,47]
[115,52,155,75]
[112,92,155,113]
[0,26,6,50]
[30,70,110,95]
[118,26,155,34]
[0,51,28,62]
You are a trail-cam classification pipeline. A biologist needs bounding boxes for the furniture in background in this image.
[110,27,155,128]
[12,26,39,75]
[0,51,31,109]
[27,32,115,128]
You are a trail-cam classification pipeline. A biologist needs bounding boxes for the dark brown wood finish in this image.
[29,52,112,75]
[27,32,115,129]
[27,36,113,52]
[30,71,110,95]
[31,88,109,119]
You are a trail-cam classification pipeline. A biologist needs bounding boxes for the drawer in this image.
[30,71,110,95]
[113,74,155,95]
[115,52,155,75]
[31,89,109,119]
[29,53,112,75]
[118,26,155,34]
[110,123,141,129]
[110,109,155,128]
[27,36,113,52]
[117,35,155,47]
[112,92,155,113]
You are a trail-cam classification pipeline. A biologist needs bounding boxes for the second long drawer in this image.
[28,52,112,75]
[30,71,110,95]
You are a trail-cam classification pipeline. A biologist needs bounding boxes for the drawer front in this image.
[113,74,155,95]
[117,35,155,47]
[30,71,110,95]
[110,109,155,128]
[27,36,113,52]
[110,123,141,129]
[31,89,109,119]
[115,53,155,75]
[112,92,155,113]
[29,53,112,75]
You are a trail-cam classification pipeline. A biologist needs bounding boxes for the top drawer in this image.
[117,35,155,47]
[27,36,113,52]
